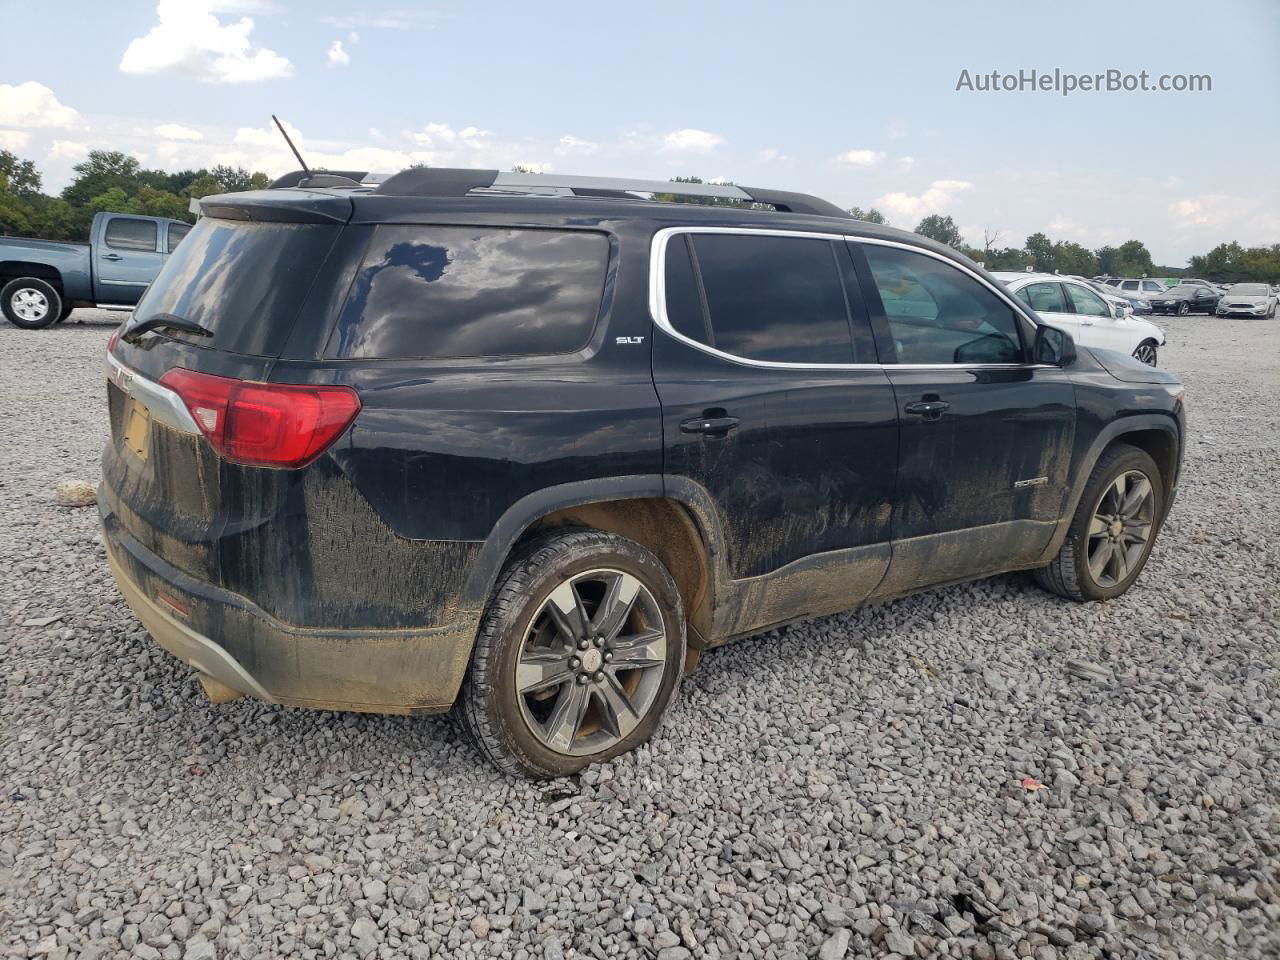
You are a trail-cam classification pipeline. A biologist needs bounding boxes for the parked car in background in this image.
[1178,277,1228,293]
[1069,275,1152,314]
[99,167,1185,777]
[1149,283,1221,316]
[1216,283,1277,318]
[996,272,1166,365]
[1108,278,1170,301]
[0,212,190,329]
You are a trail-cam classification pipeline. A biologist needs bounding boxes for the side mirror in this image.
[1112,302,1128,319]
[1034,325,1077,367]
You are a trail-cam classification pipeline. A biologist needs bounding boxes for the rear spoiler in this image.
[198,189,353,225]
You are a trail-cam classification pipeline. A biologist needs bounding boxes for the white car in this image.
[994,272,1167,366]
[1216,283,1277,318]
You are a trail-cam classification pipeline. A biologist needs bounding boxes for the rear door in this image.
[650,228,898,635]
[850,240,1076,595]
[1014,280,1079,339]
[95,215,164,303]
[1062,280,1131,353]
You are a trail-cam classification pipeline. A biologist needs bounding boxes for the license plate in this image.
[122,398,151,462]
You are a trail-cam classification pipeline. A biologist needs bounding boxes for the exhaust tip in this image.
[197,672,244,704]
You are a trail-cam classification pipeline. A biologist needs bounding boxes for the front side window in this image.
[1065,283,1110,317]
[862,245,1024,365]
[663,233,859,364]
[104,217,158,252]
[167,223,192,250]
[1141,280,1164,292]
[1120,280,1139,291]
[331,226,608,359]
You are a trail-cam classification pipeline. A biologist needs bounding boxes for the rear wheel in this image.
[459,529,686,778]
[1132,339,1158,366]
[1034,444,1163,602]
[1177,302,1190,316]
[1,278,62,329]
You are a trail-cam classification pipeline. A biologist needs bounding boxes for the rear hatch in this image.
[101,191,360,619]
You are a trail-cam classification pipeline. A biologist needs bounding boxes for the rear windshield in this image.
[328,225,608,360]
[128,218,340,356]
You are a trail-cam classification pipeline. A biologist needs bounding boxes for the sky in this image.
[1,0,1278,264]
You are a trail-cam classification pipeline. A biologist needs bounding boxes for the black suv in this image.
[100,168,1185,778]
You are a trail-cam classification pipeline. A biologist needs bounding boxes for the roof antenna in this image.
[272,115,309,175]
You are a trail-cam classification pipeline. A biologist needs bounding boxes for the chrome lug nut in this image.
[577,674,589,685]
[593,671,604,682]
[578,639,589,650]
[603,652,613,663]
[569,657,580,669]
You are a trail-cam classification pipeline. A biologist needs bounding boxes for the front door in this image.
[96,215,162,304]
[650,228,899,638]
[851,241,1076,596]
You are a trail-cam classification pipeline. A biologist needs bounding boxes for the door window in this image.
[1018,282,1069,313]
[167,222,192,251]
[1120,280,1139,291]
[104,218,158,252]
[665,233,859,364]
[1064,283,1110,317]
[861,245,1024,364]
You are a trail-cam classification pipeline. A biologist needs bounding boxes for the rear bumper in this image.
[101,504,478,715]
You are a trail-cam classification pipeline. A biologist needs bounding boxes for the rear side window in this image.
[105,218,157,252]
[129,218,341,356]
[1018,281,1069,313]
[167,222,191,250]
[330,226,608,359]
[663,233,859,364]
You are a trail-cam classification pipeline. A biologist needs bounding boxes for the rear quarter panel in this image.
[0,237,93,300]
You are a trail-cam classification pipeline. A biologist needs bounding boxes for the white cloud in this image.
[0,81,79,129]
[661,128,724,154]
[755,147,789,163]
[406,123,491,147]
[321,11,425,30]
[327,40,350,67]
[48,140,90,161]
[554,135,598,156]
[0,130,31,151]
[1167,195,1247,229]
[120,1,292,84]
[876,179,974,220]
[897,155,915,171]
[834,149,885,168]
[154,123,204,141]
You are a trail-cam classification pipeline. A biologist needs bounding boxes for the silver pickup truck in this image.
[0,211,190,329]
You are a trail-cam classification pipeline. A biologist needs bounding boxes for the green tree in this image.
[0,150,42,195]
[914,214,963,248]
[134,186,190,220]
[848,206,887,224]
[1023,232,1054,272]
[1112,240,1154,278]
[62,151,143,208]
[1052,241,1099,277]
[183,174,225,200]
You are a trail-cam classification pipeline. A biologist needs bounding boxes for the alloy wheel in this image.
[1132,342,1157,366]
[1086,470,1155,588]
[515,568,668,756]
[12,288,49,323]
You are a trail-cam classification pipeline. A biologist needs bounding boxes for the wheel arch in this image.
[0,261,65,291]
[461,477,726,650]
[1038,413,1182,563]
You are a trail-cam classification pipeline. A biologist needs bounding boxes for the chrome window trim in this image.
[648,226,1050,372]
[105,350,199,435]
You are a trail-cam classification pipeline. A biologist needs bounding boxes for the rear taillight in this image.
[159,368,361,469]
[107,327,120,355]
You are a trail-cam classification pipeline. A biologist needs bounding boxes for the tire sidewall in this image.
[2,278,63,329]
[1067,447,1164,601]
[472,533,686,778]
[1132,339,1158,367]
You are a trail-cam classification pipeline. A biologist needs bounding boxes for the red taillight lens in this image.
[159,368,361,469]
[107,327,120,354]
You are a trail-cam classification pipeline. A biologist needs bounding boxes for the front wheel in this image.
[1132,339,1158,366]
[1,277,63,329]
[459,529,686,778]
[1177,302,1190,316]
[1034,444,1164,602]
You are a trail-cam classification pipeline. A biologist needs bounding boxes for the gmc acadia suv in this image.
[99,168,1185,778]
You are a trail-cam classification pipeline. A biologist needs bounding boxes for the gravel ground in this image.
[2,311,1278,960]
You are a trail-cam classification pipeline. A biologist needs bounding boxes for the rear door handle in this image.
[101,253,123,261]
[680,415,740,437]
[904,400,950,419]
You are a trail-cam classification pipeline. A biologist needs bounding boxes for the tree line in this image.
[851,206,1280,284]
[0,149,270,242]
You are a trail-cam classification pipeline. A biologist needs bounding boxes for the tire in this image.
[56,303,74,323]
[1034,443,1164,602]
[1132,339,1158,366]
[1176,302,1190,316]
[459,528,686,779]
[1,278,63,329]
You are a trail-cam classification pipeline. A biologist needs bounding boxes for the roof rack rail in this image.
[361,167,851,219]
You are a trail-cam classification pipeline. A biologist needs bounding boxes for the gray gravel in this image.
[2,310,1278,960]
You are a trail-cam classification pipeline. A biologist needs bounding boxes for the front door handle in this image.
[904,400,951,419]
[100,253,123,261]
[680,415,740,437]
